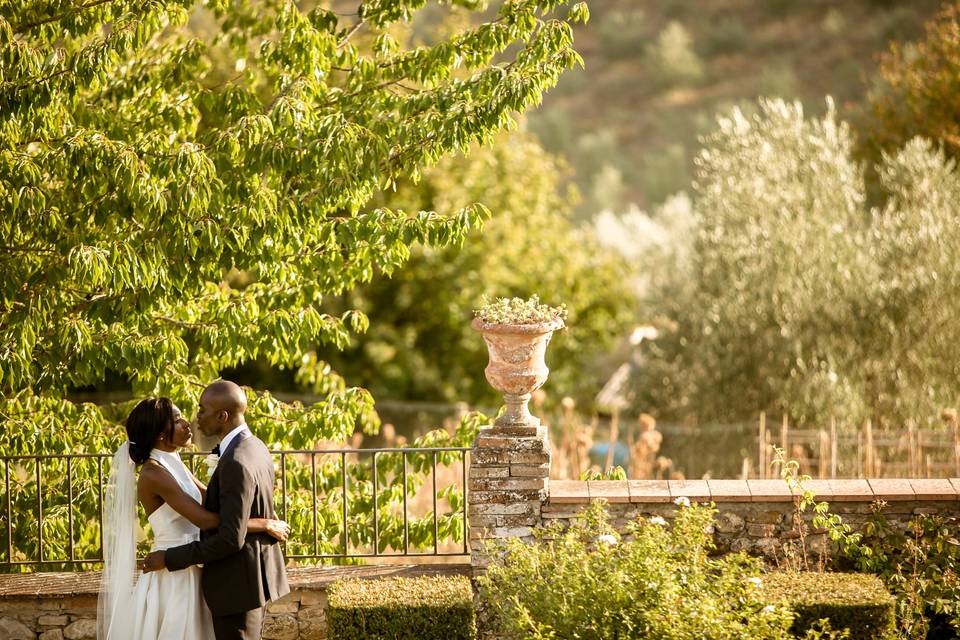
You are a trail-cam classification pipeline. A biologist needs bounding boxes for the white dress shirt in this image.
[217,423,248,457]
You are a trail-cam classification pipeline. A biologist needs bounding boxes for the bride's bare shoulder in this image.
[137,460,164,488]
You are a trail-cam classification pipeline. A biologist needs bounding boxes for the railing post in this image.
[468,420,550,573]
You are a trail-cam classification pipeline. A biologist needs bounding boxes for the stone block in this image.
[714,511,745,534]
[746,480,795,502]
[266,600,300,614]
[628,480,671,503]
[299,590,327,607]
[470,489,545,504]
[706,479,751,502]
[38,615,69,626]
[489,526,533,538]
[669,479,711,502]
[827,479,874,501]
[509,463,550,478]
[0,617,34,640]
[469,466,509,479]
[588,481,630,504]
[40,630,65,640]
[748,523,777,538]
[747,510,784,525]
[868,479,914,501]
[548,480,589,504]
[262,613,299,640]
[469,477,547,492]
[910,479,957,501]
[471,501,537,516]
[63,618,97,640]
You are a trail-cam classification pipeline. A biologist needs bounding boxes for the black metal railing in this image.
[0,447,470,569]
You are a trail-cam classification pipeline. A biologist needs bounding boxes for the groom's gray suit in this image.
[165,428,289,640]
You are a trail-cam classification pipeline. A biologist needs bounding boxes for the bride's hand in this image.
[265,519,290,541]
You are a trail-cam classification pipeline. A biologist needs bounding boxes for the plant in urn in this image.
[472,296,566,429]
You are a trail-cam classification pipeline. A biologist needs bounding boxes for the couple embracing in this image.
[98,380,290,640]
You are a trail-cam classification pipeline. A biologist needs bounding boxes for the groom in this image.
[143,380,290,639]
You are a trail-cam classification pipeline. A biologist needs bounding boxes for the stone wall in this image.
[544,478,960,558]
[0,564,469,640]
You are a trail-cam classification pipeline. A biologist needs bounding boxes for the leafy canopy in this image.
[0,0,588,441]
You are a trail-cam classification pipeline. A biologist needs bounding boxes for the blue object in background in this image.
[588,442,630,469]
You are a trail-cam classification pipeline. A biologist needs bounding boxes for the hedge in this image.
[764,572,895,637]
[327,574,476,640]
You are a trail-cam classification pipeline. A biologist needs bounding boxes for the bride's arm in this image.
[141,465,290,540]
[140,464,218,530]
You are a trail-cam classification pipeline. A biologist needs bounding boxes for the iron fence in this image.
[0,447,470,569]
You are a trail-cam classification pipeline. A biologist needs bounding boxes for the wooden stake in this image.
[780,415,789,477]
[830,416,838,478]
[865,419,874,477]
[758,412,767,479]
[818,429,828,479]
[907,421,917,479]
[605,408,619,472]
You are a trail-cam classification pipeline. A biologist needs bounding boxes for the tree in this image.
[0,0,587,564]
[323,128,637,408]
[857,2,960,192]
[631,99,960,426]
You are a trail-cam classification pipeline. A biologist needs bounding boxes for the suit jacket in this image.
[165,429,290,616]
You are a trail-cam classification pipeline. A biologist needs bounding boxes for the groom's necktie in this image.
[211,444,221,456]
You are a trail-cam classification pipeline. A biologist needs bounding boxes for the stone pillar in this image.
[469,423,550,571]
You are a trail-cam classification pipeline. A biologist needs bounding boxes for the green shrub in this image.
[478,500,800,639]
[327,575,475,640]
[764,572,895,638]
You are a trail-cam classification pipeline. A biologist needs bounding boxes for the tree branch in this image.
[14,0,117,34]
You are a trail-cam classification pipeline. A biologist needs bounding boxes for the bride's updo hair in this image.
[125,397,175,465]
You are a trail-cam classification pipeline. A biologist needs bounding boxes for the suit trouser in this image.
[211,606,264,640]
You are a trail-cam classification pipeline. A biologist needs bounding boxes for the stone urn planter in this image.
[471,316,564,429]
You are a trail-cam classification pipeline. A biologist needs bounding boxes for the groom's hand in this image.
[142,550,166,573]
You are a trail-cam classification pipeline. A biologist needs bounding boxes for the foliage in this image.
[478,499,806,640]
[772,447,866,573]
[0,405,484,570]
[474,294,567,325]
[843,505,960,639]
[577,464,626,481]
[631,98,960,424]
[0,0,587,562]
[857,2,960,192]
[763,572,894,639]
[327,575,475,640]
[646,21,703,88]
[324,130,637,407]
[774,448,957,638]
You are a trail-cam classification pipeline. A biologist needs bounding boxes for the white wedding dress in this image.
[128,449,214,639]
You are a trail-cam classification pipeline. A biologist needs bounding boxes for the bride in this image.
[98,397,290,640]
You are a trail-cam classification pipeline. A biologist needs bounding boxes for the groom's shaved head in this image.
[203,380,247,416]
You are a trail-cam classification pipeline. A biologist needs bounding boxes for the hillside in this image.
[527,0,944,217]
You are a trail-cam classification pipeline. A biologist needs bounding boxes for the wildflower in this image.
[763,605,776,613]
[674,496,690,508]
[649,516,667,526]
[747,577,763,588]
[596,534,618,546]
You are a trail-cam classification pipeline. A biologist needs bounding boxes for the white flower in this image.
[234,58,246,72]
[203,454,220,475]
[763,605,776,613]
[673,496,691,508]
[596,534,618,546]
[649,516,667,526]
[748,577,763,588]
